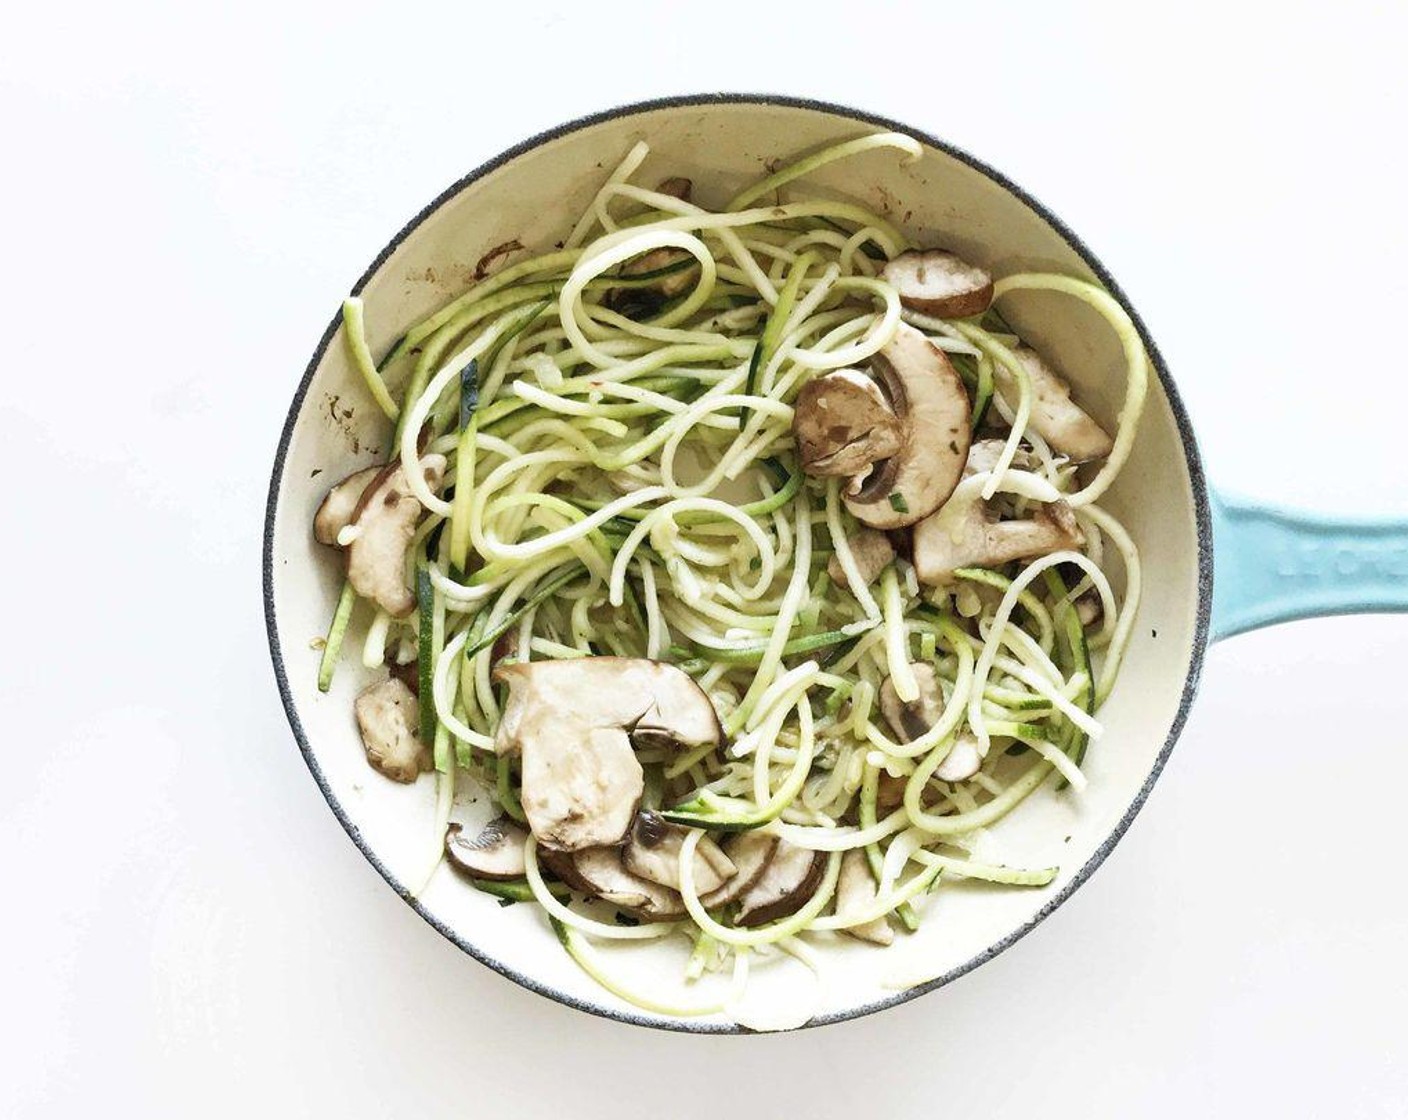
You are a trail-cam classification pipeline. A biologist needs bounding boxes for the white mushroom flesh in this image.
[623,811,737,894]
[912,443,1086,585]
[882,248,994,319]
[994,346,1114,463]
[735,840,826,927]
[345,454,447,617]
[964,437,1034,478]
[313,466,381,546]
[934,734,984,782]
[836,850,894,946]
[843,324,972,529]
[880,663,946,745]
[1075,591,1103,628]
[913,497,1084,585]
[792,368,904,477]
[531,724,640,854]
[353,677,427,783]
[494,658,722,851]
[444,817,529,881]
[827,528,896,590]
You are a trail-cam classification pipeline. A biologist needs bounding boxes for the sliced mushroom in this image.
[843,324,972,529]
[605,469,653,495]
[880,663,946,745]
[993,346,1114,463]
[623,247,698,297]
[605,246,700,318]
[963,437,1035,478]
[735,840,826,927]
[699,830,780,909]
[623,811,737,894]
[353,677,428,783]
[345,454,447,617]
[542,845,686,920]
[494,658,723,851]
[835,851,894,946]
[882,249,994,319]
[388,656,419,697]
[875,771,914,811]
[444,817,529,881]
[912,486,1085,586]
[534,724,639,853]
[1075,589,1103,628]
[536,845,592,891]
[313,466,381,546]
[655,176,693,202]
[793,368,904,477]
[827,527,896,590]
[880,668,983,782]
[933,734,984,783]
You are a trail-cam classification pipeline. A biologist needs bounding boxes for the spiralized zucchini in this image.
[317,132,1147,1023]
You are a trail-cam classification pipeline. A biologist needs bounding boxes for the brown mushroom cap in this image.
[353,677,428,783]
[882,249,994,319]
[876,771,908,812]
[313,466,381,546]
[792,368,904,477]
[444,817,529,881]
[345,455,447,617]
[495,658,723,852]
[699,830,780,909]
[843,324,972,529]
[542,845,686,920]
[735,840,826,926]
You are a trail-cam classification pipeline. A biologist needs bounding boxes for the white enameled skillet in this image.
[264,95,1408,1032]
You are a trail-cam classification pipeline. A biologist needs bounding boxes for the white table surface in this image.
[5,2,1406,1115]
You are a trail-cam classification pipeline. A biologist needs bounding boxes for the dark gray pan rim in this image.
[263,91,1215,1035]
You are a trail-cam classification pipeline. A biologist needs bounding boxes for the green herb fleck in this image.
[888,493,909,514]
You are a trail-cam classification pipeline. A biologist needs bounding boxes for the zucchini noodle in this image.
[341,297,399,421]
[314,132,1150,1025]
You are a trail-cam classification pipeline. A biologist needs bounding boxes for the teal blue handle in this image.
[1211,492,1408,641]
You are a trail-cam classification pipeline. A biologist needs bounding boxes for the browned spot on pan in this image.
[474,238,525,280]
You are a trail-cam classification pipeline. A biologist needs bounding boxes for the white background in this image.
[4,2,1406,1116]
